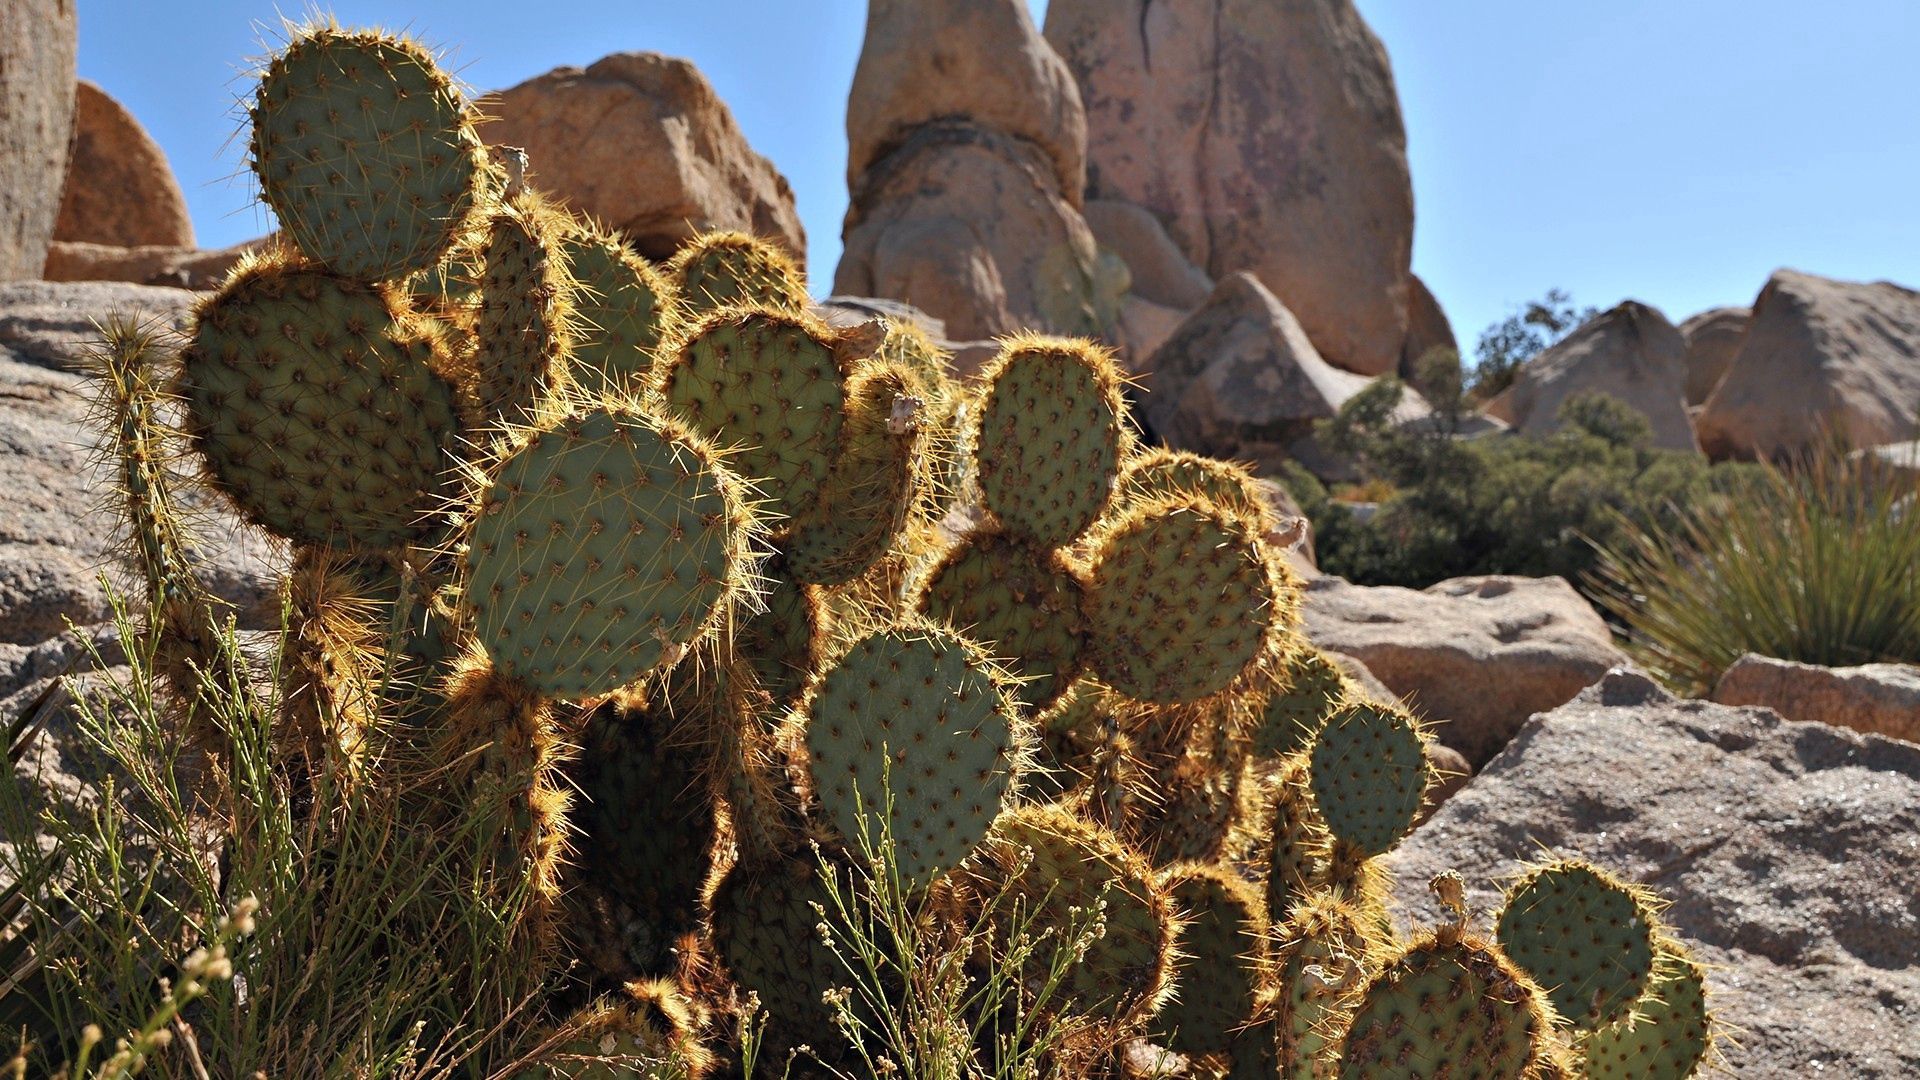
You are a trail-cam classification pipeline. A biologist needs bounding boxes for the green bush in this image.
[1592,449,1920,694]
[1287,352,1760,589]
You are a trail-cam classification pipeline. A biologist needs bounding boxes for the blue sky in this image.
[78,1,1920,348]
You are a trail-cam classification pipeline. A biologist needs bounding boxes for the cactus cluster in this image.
[94,22,1718,1079]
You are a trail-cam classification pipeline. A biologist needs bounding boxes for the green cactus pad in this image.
[1082,496,1287,703]
[971,336,1129,548]
[1153,864,1268,1057]
[1026,678,1115,802]
[250,27,485,281]
[666,231,809,316]
[1125,741,1249,867]
[915,530,1089,713]
[786,362,925,585]
[1273,892,1374,1079]
[475,194,574,425]
[1337,933,1556,1080]
[1255,645,1352,761]
[1118,448,1273,526]
[709,857,855,1059]
[1266,757,1328,924]
[799,624,1023,887]
[659,308,848,525]
[740,552,826,708]
[183,257,461,549]
[558,222,676,389]
[1495,860,1659,1031]
[1580,940,1712,1080]
[463,407,753,699]
[961,805,1175,1026]
[1307,702,1431,859]
[566,699,715,981]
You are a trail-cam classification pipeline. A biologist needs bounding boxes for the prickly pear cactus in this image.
[739,552,827,708]
[785,361,926,585]
[475,192,575,425]
[1118,448,1273,526]
[797,624,1025,888]
[1266,756,1329,923]
[249,25,488,281]
[1026,678,1115,802]
[1153,864,1267,1060]
[1082,495,1289,704]
[1495,860,1659,1032]
[708,857,860,1060]
[915,529,1089,714]
[461,406,755,700]
[1336,931,1558,1079]
[1272,891,1374,1079]
[666,231,809,316]
[970,336,1130,548]
[1579,938,1713,1079]
[1306,702,1432,859]
[1255,645,1352,761]
[182,255,462,549]
[517,978,712,1079]
[557,220,677,389]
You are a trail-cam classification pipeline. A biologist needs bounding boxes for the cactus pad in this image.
[786,362,925,585]
[1118,449,1273,526]
[962,805,1175,1026]
[916,530,1089,713]
[1082,496,1287,703]
[183,258,460,549]
[709,857,856,1058]
[463,407,753,699]
[1154,864,1268,1057]
[476,194,574,425]
[1336,933,1556,1079]
[517,980,710,1078]
[799,624,1023,887]
[659,308,848,524]
[1495,860,1659,1031]
[558,223,676,389]
[740,553,826,707]
[250,27,485,280]
[1307,702,1431,859]
[666,231,809,316]
[971,336,1129,547]
[1273,892,1374,1079]
[1581,940,1712,1080]
[1255,645,1352,761]
[1266,756,1329,923]
[1027,678,1114,801]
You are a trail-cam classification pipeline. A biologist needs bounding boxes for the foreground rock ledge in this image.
[1389,669,1920,1079]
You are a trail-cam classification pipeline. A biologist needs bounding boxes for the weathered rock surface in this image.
[846,0,1085,201]
[1390,669,1920,1079]
[42,239,259,290]
[0,280,197,371]
[1856,438,1920,482]
[1485,300,1699,452]
[1698,269,1920,459]
[1714,654,1920,744]
[2,0,78,280]
[51,81,194,250]
[1399,273,1456,377]
[1140,272,1425,474]
[1678,305,1748,405]
[1046,0,1414,376]
[1302,573,1627,766]
[1083,199,1212,312]
[481,53,804,262]
[836,123,1120,343]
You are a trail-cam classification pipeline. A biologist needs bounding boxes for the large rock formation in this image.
[1391,669,1920,1078]
[1046,0,1415,376]
[1697,269,1920,459]
[1302,573,1628,765]
[42,238,262,290]
[1485,300,1699,452]
[1677,305,1748,406]
[51,81,195,250]
[837,0,1120,343]
[1713,654,1920,744]
[480,53,804,262]
[1399,273,1457,376]
[1140,272,1424,473]
[2,0,78,281]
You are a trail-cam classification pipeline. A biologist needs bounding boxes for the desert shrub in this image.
[1467,288,1598,400]
[1592,449,1920,694]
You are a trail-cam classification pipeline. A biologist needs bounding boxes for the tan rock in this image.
[52,81,193,249]
[1114,294,1188,376]
[480,53,804,262]
[43,238,262,290]
[1697,269,1920,460]
[1484,300,1699,453]
[1678,305,1748,405]
[1418,742,1472,825]
[1854,438,1920,483]
[1140,272,1425,473]
[835,122,1119,343]
[1302,574,1628,766]
[1046,0,1414,376]
[847,0,1085,202]
[2,0,77,280]
[1083,199,1212,310]
[1399,273,1457,377]
[1713,654,1920,744]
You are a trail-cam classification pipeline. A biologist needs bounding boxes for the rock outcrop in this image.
[2,0,78,281]
[1391,669,1920,1078]
[1046,0,1415,376]
[1484,300,1699,452]
[481,53,804,262]
[1713,654,1920,744]
[1140,272,1425,474]
[51,81,195,250]
[837,0,1119,343]
[1677,305,1748,406]
[1697,269,1920,459]
[1302,573,1628,765]
[41,239,261,291]
[1399,273,1457,377]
